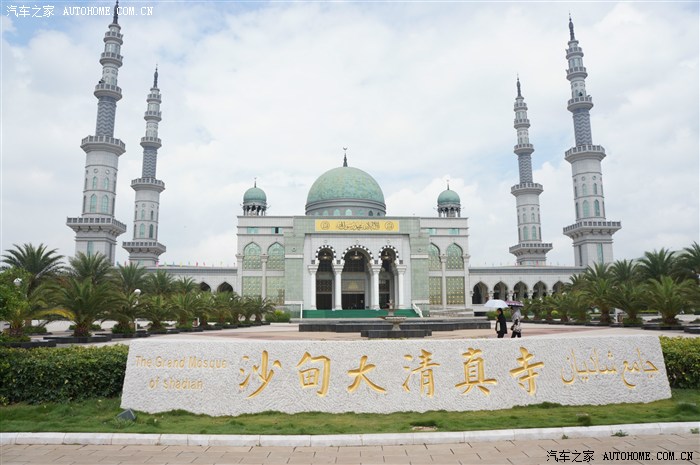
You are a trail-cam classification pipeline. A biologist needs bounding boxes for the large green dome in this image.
[243,186,267,203]
[437,187,460,205]
[306,165,386,217]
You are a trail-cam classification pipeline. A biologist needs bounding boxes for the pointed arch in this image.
[243,242,262,270]
[582,200,590,218]
[199,282,211,292]
[514,281,528,301]
[533,281,547,299]
[446,243,464,270]
[267,242,285,270]
[428,243,441,271]
[594,199,601,216]
[472,282,488,304]
[149,224,154,238]
[493,281,508,300]
[217,282,234,293]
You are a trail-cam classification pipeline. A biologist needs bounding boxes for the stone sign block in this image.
[121,336,670,416]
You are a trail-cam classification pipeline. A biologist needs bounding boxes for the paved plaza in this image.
[2,322,699,464]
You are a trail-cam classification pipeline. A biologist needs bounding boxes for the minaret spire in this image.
[123,69,167,265]
[562,19,620,267]
[66,8,127,264]
[508,77,552,265]
[113,0,119,24]
[343,147,348,167]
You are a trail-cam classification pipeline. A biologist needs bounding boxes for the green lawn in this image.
[2,389,698,435]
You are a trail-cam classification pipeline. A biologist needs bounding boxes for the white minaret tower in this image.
[562,17,621,267]
[509,78,552,265]
[123,68,167,265]
[66,2,126,264]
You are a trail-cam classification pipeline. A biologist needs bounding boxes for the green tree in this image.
[169,292,202,328]
[68,252,114,285]
[610,259,639,284]
[638,248,678,282]
[115,263,148,294]
[0,268,59,340]
[174,277,198,294]
[145,270,175,296]
[1,243,64,294]
[50,278,120,337]
[580,277,615,324]
[677,242,700,283]
[607,281,646,325]
[561,291,589,324]
[645,276,696,325]
[141,294,172,332]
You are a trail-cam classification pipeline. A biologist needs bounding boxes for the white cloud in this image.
[1,2,698,267]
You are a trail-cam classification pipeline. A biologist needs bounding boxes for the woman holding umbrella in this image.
[495,308,508,338]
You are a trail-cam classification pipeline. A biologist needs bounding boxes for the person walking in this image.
[495,308,508,338]
[511,307,523,338]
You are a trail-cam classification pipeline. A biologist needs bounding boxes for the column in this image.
[370,263,382,310]
[332,263,343,310]
[235,254,244,296]
[307,264,318,310]
[261,254,268,299]
[440,254,447,310]
[396,265,407,308]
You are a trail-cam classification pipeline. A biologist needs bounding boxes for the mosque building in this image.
[66,7,621,315]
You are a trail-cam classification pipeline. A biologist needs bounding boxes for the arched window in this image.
[141,209,145,220]
[333,209,340,216]
[446,243,464,270]
[531,213,535,222]
[89,195,96,212]
[428,244,441,271]
[139,224,145,238]
[149,225,154,238]
[582,184,588,195]
[574,186,577,197]
[523,227,529,240]
[575,202,579,219]
[150,210,154,220]
[243,243,262,270]
[103,177,109,189]
[531,226,537,239]
[345,209,352,216]
[84,178,88,189]
[86,241,94,256]
[582,200,590,218]
[92,177,97,189]
[522,213,526,223]
[101,195,109,213]
[594,200,601,216]
[267,243,285,270]
[593,183,598,195]
[369,211,374,217]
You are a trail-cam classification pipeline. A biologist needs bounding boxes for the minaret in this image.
[562,17,621,267]
[66,1,127,264]
[508,78,552,265]
[123,68,167,265]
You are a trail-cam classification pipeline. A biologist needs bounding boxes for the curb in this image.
[2,422,698,447]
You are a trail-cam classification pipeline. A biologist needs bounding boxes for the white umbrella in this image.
[483,299,508,309]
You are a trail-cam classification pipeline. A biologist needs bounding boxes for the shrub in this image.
[265,310,291,323]
[0,345,129,404]
[660,336,700,389]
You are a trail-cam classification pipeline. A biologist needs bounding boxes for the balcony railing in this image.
[147,93,161,100]
[140,136,162,145]
[144,110,161,118]
[565,144,605,158]
[563,220,621,234]
[66,216,127,231]
[513,143,534,151]
[104,31,123,40]
[81,135,126,152]
[511,182,543,193]
[100,52,123,62]
[566,66,587,75]
[513,118,530,126]
[131,177,165,188]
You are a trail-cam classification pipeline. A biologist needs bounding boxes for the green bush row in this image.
[0,345,128,404]
[265,310,291,323]
[659,336,700,389]
[0,337,697,405]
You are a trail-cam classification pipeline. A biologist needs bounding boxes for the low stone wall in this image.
[121,336,670,416]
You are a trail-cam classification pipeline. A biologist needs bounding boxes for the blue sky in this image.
[2,1,698,267]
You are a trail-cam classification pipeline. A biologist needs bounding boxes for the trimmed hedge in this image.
[659,336,700,389]
[0,337,697,405]
[0,345,128,404]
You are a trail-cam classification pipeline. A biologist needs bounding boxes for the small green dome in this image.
[438,187,460,205]
[306,165,386,216]
[243,186,267,203]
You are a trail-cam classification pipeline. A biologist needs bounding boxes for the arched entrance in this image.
[315,247,334,310]
[342,248,370,309]
[472,282,488,304]
[379,248,396,308]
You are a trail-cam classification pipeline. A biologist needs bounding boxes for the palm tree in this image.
[169,292,202,328]
[0,268,59,339]
[677,242,700,283]
[141,294,172,332]
[580,277,615,324]
[582,262,612,281]
[645,276,696,325]
[561,291,589,324]
[145,270,175,296]
[211,291,239,326]
[2,243,64,294]
[115,263,148,294]
[638,248,678,282]
[174,276,198,294]
[50,277,120,337]
[68,252,114,285]
[610,259,639,284]
[607,281,646,325]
